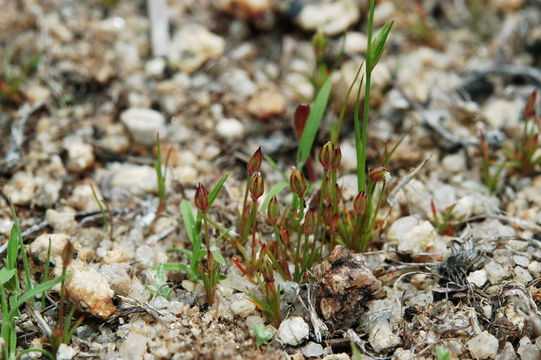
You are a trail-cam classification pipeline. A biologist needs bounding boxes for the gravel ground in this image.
[1,0,541,359]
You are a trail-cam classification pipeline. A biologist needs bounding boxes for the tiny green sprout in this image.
[252,323,273,347]
[435,345,451,360]
[155,133,171,215]
[351,342,363,360]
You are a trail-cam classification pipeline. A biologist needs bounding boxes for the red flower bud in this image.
[353,192,367,216]
[330,146,341,172]
[328,215,339,234]
[322,204,334,226]
[368,167,390,183]
[195,183,209,213]
[524,90,537,119]
[319,142,334,171]
[290,169,308,198]
[294,103,310,138]
[249,172,264,201]
[303,210,317,237]
[62,241,74,268]
[267,196,280,226]
[247,147,263,177]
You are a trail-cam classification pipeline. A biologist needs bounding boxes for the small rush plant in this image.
[160,0,394,327]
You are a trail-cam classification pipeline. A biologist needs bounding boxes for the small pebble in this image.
[467,269,488,288]
[64,142,94,173]
[296,0,360,35]
[513,255,529,267]
[168,24,225,73]
[514,266,533,284]
[230,293,256,318]
[277,317,309,346]
[467,331,499,359]
[302,342,324,358]
[120,108,165,145]
[247,91,286,120]
[216,118,245,140]
[56,344,77,360]
[517,336,540,360]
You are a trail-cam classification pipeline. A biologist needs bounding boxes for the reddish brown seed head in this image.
[195,183,209,213]
[290,169,308,199]
[267,196,280,226]
[368,167,390,183]
[319,142,334,171]
[250,172,264,201]
[294,103,310,138]
[353,192,367,216]
[247,147,263,177]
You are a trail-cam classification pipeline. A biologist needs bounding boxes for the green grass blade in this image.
[16,348,55,360]
[6,275,66,324]
[211,250,226,265]
[297,75,333,169]
[180,200,199,249]
[0,269,16,285]
[261,182,289,212]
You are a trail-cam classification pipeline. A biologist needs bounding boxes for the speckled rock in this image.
[247,90,287,120]
[277,316,309,346]
[120,108,165,146]
[467,331,499,359]
[168,24,225,73]
[64,141,94,173]
[295,0,360,35]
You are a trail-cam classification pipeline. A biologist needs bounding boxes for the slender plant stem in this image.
[359,0,376,192]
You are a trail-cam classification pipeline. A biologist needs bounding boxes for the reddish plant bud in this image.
[353,192,367,216]
[368,167,390,183]
[524,90,537,119]
[322,204,334,226]
[279,227,290,246]
[247,147,263,177]
[318,142,334,171]
[62,241,74,268]
[330,146,341,172]
[479,133,488,157]
[194,183,209,213]
[290,169,308,198]
[294,103,311,138]
[267,196,280,226]
[312,30,328,56]
[328,215,340,234]
[303,210,317,237]
[249,172,264,201]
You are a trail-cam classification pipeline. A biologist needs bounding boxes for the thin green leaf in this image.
[261,182,289,212]
[211,250,226,265]
[180,200,199,249]
[7,222,19,270]
[0,269,15,285]
[297,75,333,169]
[155,263,190,272]
[369,22,393,71]
[351,342,363,360]
[7,275,66,321]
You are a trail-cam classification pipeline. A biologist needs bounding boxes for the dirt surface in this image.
[2,0,541,359]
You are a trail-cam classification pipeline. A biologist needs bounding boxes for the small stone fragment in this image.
[277,316,309,346]
[168,24,225,73]
[514,266,533,284]
[296,0,360,35]
[110,164,157,195]
[466,331,499,360]
[322,354,350,360]
[2,171,36,205]
[216,118,245,140]
[64,142,94,173]
[118,332,148,360]
[66,261,116,318]
[387,216,443,253]
[314,245,381,328]
[247,91,286,120]
[302,342,324,358]
[45,209,77,233]
[230,293,256,318]
[517,336,540,360]
[467,269,488,288]
[56,344,77,360]
[496,342,517,360]
[216,0,274,21]
[120,108,165,145]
